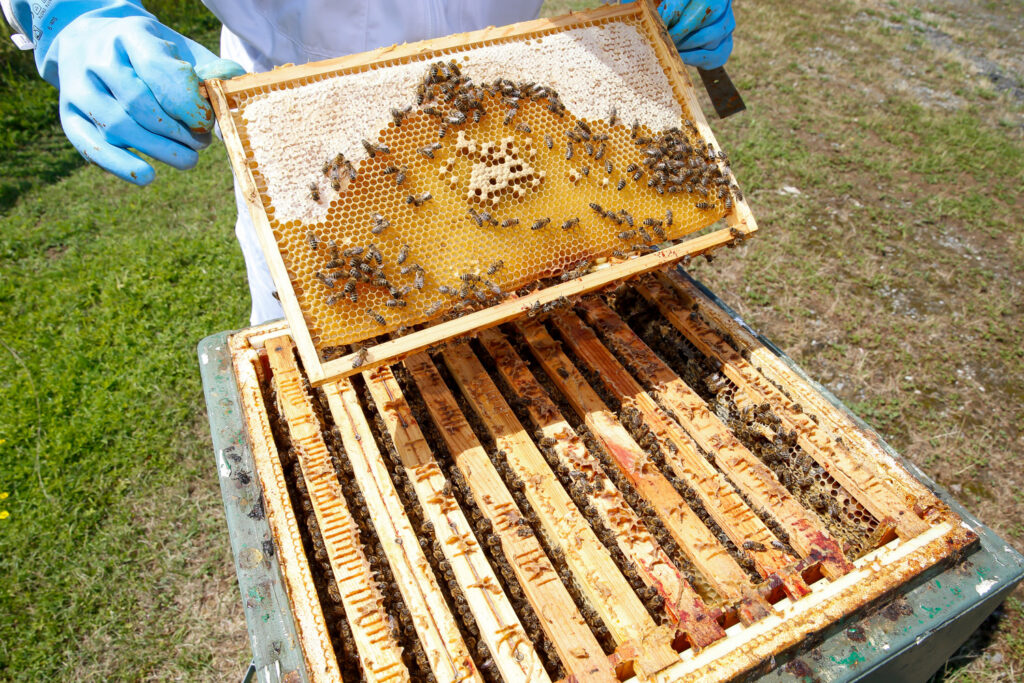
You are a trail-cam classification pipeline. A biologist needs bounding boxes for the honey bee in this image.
[594,143,606,161]
[394,168,407,186]
[695,201,714,210]
[425,301,443,316]
[561,217,579,230]
[607,106,619,126]
[565,143,574,161]
[446,111,466,125]
[581,165,590,176]
[438,285,457,295]
[530,217,551,230]
[575,119,592,140]
[584,142,594,156]
[616,179,626,191]
[308,182,321,202]
[632,170,643,182]
[396,244,410,264]
[361,139,378,157]
[325,293,342,305]
[544,134,553,149]
[306,231,319,250]
[414,270,425,290]
[370,213,389,234]
[385,299,406,308]
[503,108,517,125]
[486,260,504,275]
[630,120,639,139]
[619,210,634,227]
[351,347,369,368]
[330,175,341,192]
[589,202,604,215]
[618,230,636,241]
[605,160,613,174]
[467,208,483,227]
[665,209,673,226]
[418,142,442,159]
[367,307,386,325]
[500,218,519,227]
[516,122,532,134]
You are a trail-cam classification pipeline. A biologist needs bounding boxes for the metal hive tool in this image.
[227,270,974,683]
[206,1,757,385]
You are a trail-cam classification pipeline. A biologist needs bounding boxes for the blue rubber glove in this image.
[7,0,245,185]
[657,0,735,70]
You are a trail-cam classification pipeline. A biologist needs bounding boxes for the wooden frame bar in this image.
[361,364,551,683]
[229,338,343,683]
[476,328,726,650]
[661,270,944,518]
[439,342,680,678]
[204,0,758,387]
[512,319,772,625]
[638,273,930,539]
[322,377,482,683]
[572,300,855,580]
[404,352,619,682]
[322,231,744,384]
[264,338,409,683]
[544,313,810,600]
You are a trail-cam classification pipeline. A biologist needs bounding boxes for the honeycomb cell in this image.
[226,16,741,353]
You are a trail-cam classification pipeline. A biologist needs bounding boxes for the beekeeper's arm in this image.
[2,0,244,184]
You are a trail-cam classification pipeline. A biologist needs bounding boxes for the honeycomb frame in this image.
[206,0,758,386]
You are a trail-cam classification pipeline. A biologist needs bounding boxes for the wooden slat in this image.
[476,328,725,650]
[231,343,342,683]
[547,312,810,601]
[362,364,551,683]
[440,343,680,678]
[640,272,931,539]
[575,299,855,581]
[208,83,321,380]
[404,353,619,683]
[512,320,772,625]
[208,3,641,97]
[323,227,743,384]
[661,270,945,519]
[264,338,409,683]
[322,378,482,683]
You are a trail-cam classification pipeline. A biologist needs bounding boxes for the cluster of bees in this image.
[611,289,882,556]
[388,364,571,679]
[300,58,747,338]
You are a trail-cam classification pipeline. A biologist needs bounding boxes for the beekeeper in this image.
[2,0,735,323]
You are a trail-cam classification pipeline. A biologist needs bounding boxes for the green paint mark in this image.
[923,605,942,619]
[934,579,942,589]
[248,586,265,603]
[835,649,866,668]
[951,585,962,597]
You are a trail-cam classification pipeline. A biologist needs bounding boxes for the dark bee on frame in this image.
[367,307,387,325]
[530,217,551,230]
[418,142,442,159]
[308,183,320,202]
[500,218,519,228]
[306,231,319,250]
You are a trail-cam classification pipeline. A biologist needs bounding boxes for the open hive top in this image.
[227,270,974,683]
[208,2,750,375]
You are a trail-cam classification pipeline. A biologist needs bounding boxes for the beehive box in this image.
[206,0,756,384]
[224,270,976,683]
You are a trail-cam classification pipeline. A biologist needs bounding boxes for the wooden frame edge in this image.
[322,226,738,383]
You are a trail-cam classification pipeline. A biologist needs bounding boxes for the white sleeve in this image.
[1,0,34,49]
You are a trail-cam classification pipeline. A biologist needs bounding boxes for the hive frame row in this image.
[207,0,757,387]
[228,269,975,683]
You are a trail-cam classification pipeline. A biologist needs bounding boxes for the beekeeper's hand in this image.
[657,0,735,70]
[3,0,245,184]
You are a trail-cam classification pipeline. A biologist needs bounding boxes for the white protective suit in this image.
[200,0,545,324]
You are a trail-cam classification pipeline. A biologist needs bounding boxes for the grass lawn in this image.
[1,0,1021,680]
